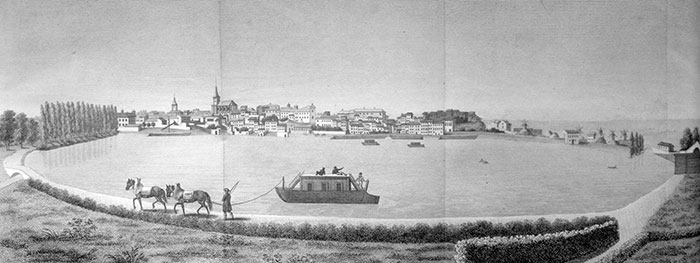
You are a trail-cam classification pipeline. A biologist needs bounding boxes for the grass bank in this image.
[623,173,700,263]
[26,178,615,245]
[597,173,700,263]
[0,180,454,263]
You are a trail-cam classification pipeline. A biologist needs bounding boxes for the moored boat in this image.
[361,139,380,146]
[148,131,191,136]
[438,134,478,140]
[407,142,425,147]
[275,173,380,204]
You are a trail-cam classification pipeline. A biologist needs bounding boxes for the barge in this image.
[275,173,380,204]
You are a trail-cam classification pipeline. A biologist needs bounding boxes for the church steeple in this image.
[213,85,221,105]
[171,95,178,112]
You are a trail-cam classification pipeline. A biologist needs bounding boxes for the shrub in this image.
[455,220,619,263]
[65,218,97,239]
[104,246,148,263]
[26,246,97,263]
[262,253,314,263]
[30,217,97,241]
[0,238,27,249]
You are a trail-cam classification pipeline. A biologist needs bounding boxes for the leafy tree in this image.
[0,110,17,150]
[27,118,40,146]
[692,127,699,145]
[15,113,29,148]
[680,128,693,150]
[609,130,616,142]
[598,128,604,138]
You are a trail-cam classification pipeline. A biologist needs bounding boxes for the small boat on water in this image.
[275,173,380,204]
[608,165,617,169]
[407,142,425,147]
[362,139,380,146]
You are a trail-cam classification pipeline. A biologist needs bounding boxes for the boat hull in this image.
[275,187,380,204]
[438,134,478,140]
[148,132,191,136]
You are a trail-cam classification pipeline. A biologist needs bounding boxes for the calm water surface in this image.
[25,134,673,218]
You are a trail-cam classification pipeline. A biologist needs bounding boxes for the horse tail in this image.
[206,193,212,210]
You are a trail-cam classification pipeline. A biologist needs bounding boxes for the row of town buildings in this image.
[485,119,638,145]
[117,86,458,135]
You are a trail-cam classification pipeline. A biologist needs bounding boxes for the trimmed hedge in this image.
[28,179,616,244]
[592,232,649,263]
[454,220,619,263]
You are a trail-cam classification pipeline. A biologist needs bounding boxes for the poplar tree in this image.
[50,102,59,141]
[40,103,50,144]
[27,118,40,146]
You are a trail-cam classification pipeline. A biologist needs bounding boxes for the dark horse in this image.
[125,178,168,210]
[166,183,212,215]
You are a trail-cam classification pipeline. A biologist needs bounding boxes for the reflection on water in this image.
[40,136,114,169]
[25,134,674,218]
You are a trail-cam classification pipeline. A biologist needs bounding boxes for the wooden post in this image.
[282,176,285,190]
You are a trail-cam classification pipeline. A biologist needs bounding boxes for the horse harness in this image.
[177,191,195,202]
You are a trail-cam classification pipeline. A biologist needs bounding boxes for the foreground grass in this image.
[646,173,700,236]
[0,181,453,263]
[624,236,700,263]
[623,173,700,262]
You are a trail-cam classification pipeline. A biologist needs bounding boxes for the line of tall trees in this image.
[0,110,41,150]
[39,101,118,147]
[680,127,700,151]
[629,132,645,157]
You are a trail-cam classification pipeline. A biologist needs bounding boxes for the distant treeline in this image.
[419,109,482,124]
[39,101,118,149]
[629,132,645,157]
[680,127,700,150]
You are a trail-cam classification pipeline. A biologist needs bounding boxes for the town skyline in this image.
[1,0,698,121]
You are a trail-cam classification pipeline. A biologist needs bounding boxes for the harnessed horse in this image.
[125,178,168,210]
[166,183,212,215]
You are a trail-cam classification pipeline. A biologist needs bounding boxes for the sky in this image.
[0,0,698,121]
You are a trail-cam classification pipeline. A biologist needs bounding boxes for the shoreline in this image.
[3,137,686,262]
[5,145,680,225]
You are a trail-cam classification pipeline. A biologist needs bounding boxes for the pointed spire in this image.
[214,84,220,99]
[172,94,177,104]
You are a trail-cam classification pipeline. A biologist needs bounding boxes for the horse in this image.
[166,183,212,215]
[125,178,168,210]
